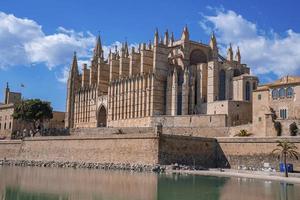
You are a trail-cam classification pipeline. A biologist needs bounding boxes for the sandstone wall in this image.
[0,134,159,165]
[159,135,219,168]
[217,137,300,170]
[108,115,227,128]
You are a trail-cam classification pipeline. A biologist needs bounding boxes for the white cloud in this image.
[200,9,300,78]
[0,11,95,70]
[0,11,139,84]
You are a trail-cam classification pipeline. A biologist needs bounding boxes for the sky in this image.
[0,0,300,111]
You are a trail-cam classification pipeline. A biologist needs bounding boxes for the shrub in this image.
[234,129,252,137]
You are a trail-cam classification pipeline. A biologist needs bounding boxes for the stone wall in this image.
[0,134,159,165]
[107,115,227,128]
[159,135,219,168]
[217,137,300,170]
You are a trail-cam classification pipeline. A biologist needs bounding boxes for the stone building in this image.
[0,84,65,138]
[65,27,258,129]
[252,76,300,136]
[0,83,22,137]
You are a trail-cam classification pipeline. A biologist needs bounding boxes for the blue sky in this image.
[0,0,300,111]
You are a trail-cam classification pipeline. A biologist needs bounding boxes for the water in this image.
[0,166,299,200]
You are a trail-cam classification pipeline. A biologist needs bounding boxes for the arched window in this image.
[287,87,293,98]
[245,81,250,101]
[9,122,11,129]
[252,82,257,90]
[219,70,226,100]
[279,88,286,98]
[0,123,1,130]
[272,89,279,99]
[4,123,6,130]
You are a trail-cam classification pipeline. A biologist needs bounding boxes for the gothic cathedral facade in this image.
[65,26,258,129]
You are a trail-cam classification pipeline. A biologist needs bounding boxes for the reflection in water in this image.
[0,166,299,200]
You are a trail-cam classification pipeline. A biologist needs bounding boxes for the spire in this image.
[148,40,152,50]
[209,32,217,49]
[93,35,102,59]
[227,43,233,61]
[154,28,159,46]
[124,41,129,57]
[170,32,174,45]
[235,46,241,63]
[71,51,79,75]
[6,82,9,90]
[164,29,169,45]
[181,25,189,41]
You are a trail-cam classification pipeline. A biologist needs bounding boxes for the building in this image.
[0,84,65,138]
[65,27,258,129]
[0,83,22,138]
[252,76,300,136]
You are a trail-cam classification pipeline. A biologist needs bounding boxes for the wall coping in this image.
[216,136,300,143]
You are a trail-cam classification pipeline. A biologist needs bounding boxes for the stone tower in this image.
[4,82,9,104]
[65,52,80,128]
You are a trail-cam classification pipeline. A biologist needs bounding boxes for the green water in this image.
[0,166,299,200]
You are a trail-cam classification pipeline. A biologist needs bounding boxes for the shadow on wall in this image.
[158,134,230,169]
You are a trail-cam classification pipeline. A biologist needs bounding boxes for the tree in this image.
[289,122,298,136]
[13,99,53,134]
[272,140,299,177]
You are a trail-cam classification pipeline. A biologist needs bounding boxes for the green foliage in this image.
[272,140,299,177]
[289,122,298,136]
[13,99,53,130]
[234,129,252,137]
[274,121,282,136]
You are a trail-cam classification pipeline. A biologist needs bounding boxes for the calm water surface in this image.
[0,166,299,200]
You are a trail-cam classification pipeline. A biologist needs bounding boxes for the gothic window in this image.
[9,122,11,129]
[4,123,6,130]
[218,69,226,100]
[272,89,279,99]
[287,87,293,98]
[279,109,288,119]
[245,81,250,101]
[279,88,286,98]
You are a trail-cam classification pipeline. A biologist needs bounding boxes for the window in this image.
[279,88,286,98]
[258,94,262,100]
[4,123,6,130]
[287,87,293,98]
[9,122,11,129]
[245,81,250,101]
[253,82,257,90]
[0,123,1,129]
[272,89,279,99]
[258,117,262,122]
[219,69,226,100]
[279,109,288,119]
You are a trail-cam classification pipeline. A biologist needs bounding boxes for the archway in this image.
[97,106,107,127]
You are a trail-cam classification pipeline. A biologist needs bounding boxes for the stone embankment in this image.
[0,159,165,172]
[0,159,209,173]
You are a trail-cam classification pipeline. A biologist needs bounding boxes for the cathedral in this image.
[65,26,258,129]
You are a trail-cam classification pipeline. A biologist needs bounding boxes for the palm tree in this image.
[272,140,299,177]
